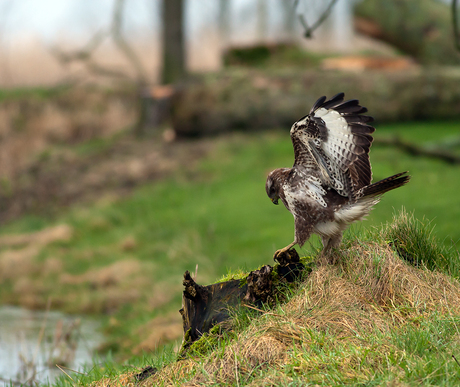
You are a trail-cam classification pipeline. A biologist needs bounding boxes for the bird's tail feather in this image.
[361,171,410,197]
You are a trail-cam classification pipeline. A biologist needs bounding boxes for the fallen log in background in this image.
[171,68,460,137]
[374,137,460,164]
[355,0,460,65]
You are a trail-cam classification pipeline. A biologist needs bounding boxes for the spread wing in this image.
[290,92,375,203]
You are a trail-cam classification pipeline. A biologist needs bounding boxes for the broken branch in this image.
[374,136,460,164]
[296,0,339,39]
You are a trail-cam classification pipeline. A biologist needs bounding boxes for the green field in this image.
[1,120,459,382]
[58,211,460,386]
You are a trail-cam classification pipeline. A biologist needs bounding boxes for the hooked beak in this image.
[271,198,279,205]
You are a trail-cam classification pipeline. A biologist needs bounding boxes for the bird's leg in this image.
[328,234,343,250]
[273,241,297,261]
[320,236,330,251]
[319,234,343,264]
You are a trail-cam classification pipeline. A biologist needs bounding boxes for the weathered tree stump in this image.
[273,248,304,282]
[243,265,273,304]
[179,249,305,352]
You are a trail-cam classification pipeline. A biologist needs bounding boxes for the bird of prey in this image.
[265,92,410,260]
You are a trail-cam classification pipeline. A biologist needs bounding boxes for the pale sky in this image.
[0,0,301,44]
[0,0,156,42]
[0,0,360,87]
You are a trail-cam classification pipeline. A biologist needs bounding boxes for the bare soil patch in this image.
[0,134,210,224]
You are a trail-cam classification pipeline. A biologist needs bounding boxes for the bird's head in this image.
[265,169,288,205]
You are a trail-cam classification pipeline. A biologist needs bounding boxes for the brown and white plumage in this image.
[266,92,410,259]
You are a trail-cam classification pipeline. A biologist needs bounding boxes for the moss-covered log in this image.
[179,249,305,353]
[171,68,460,137]
[355,0,460,65]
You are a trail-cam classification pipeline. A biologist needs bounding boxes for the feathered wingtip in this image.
[309,93,376,154]
[361,171,411,197]
[310,92,372,117]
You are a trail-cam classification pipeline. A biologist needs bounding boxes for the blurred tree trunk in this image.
[161,0,185,84]
[281,0,296,42]
[331,0,353,50]
[257,0,268,43]
[219,0,231,49]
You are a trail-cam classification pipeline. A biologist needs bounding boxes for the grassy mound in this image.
[1,122,458,367]
[84,211,460,386]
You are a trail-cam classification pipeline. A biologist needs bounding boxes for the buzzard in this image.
[266,92,410,260]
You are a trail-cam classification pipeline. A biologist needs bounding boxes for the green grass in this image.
[371,121,460,248]
[0,120,459,378]
[0,84,72,102]
[68,212,460,386]
[223,43,327,69]
[51,346,177,387]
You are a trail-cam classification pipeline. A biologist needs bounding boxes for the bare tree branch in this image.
[50,30,106,63]
[50,30,131,80]
[453,0,460,52]
[50,0,147,84]
[49,0,153,137]
[296,0,339,39]
[374,136,460,164]
[51,30,105,61]
[111,0,147,85]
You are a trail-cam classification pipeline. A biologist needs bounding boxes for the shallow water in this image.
[0,305,104,385]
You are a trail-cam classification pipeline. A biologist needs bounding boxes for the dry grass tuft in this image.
[90,370,141,387]
[286,242,460,338]
[0,224,73,247]
[134,314,183,355]
[120,235,138,252]
[146,329,288,387]
[0,224,73,281]
[0,245,41,280]
[59,259,141,288]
